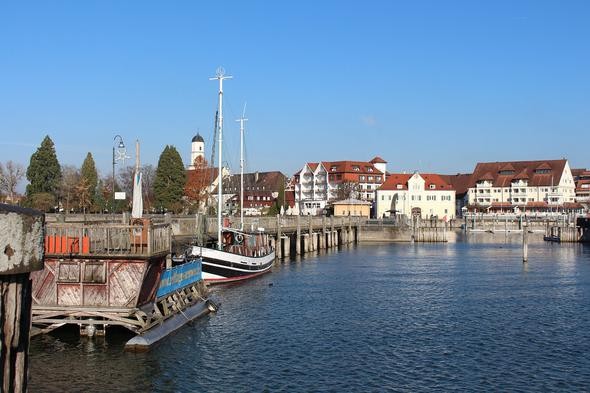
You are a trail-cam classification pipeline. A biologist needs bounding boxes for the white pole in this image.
[236,111,248,231]
[210,67,232,250]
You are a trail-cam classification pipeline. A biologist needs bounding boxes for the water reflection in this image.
[30,240,590,391]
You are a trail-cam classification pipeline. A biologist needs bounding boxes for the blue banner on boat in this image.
[157,259,202,298]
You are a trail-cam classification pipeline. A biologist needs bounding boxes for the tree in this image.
[29,192,56,212]
[0,161,25,203]
[335,181,361,200]
[76,177,92,213]
[59,165,80,213]
[154,145,186,213]
[26,136,62,209]
[118,164,156,212]
[142,164,156,212]
[80,152,98,206]
[184,157,212,213]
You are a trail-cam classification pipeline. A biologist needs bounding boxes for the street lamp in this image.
[112,135,127,213]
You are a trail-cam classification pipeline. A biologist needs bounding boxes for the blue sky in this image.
[1,1,588,182]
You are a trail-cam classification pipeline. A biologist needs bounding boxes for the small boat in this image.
[182,67,275,284]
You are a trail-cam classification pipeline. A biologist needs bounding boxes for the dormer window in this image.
[367,167,373,172]
[331,166,337,172]
[534,169,551,174]
[396,184,403,189]
[352,166,360,171]
[499,170,514,175]
[430,184,436,189]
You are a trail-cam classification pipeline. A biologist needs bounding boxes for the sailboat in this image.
[185,67,275,284]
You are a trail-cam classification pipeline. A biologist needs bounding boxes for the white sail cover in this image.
[131,171,143,218]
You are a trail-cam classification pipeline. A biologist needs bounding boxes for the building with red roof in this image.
[572,168,590,210]
[375,172,455,219]
[292,156,387,215]
[465,159,578,213]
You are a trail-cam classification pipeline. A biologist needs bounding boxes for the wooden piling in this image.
[296,214,301,255]
[523,225,528,263]
[276,214,282,259]
[0,204,44,393]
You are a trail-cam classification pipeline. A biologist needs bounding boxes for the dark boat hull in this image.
[193,246,275,284]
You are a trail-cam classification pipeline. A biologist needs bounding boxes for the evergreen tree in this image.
[80,152,98,206]
[154,145,186,213]
[26,135,62,209]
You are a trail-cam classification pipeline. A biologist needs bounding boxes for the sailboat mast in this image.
[237,111,248,230]
[210,67,232,250]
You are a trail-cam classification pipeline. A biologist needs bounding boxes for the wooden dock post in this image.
[308,216,314,252]
[0,204,44,393]
[276,214,282,259]
[320,216,326,249]
[523,224,528,263]
[296,214,301,255]
[282,236,290,258]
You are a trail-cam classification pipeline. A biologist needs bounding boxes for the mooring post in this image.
[330,216,334,248]
[296,214,301,255]
[321,216,326,249]
[276,214,282,259]
[523,223,528,263]
[308,215,313,252]
[0,204,44,393]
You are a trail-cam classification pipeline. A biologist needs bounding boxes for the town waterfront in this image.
[29,239,590,392]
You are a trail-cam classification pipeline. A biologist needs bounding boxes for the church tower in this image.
[189,133,205,169]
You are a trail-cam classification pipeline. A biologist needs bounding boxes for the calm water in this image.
[30,238,590,392]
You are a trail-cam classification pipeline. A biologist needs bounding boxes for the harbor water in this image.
[30,237,590,392]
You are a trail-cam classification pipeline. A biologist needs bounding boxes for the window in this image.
[352,166,360,171]
[397,184,403,189]
[499,170,515,175]
[367,167,373,172]
[360,175,365,181]
[368,176,373,181]
[535,169,551,174]
[367,185,372,190]
[381,195,384,200]
[430,184,436,189]
[331,166,337,172]
[83,262,106,284]
[58,263,79,282]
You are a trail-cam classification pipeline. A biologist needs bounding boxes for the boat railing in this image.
[44,222,171,257]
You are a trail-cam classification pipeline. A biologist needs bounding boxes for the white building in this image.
[293,157,386,215]
[188,133,205,170]
[375,173,455,219]
[466,159,576,213]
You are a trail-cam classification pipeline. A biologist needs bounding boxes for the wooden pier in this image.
[544,216,590,243]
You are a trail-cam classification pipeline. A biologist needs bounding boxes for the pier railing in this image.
[44,222,171,257]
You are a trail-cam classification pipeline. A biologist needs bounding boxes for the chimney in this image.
[255,171,259,183]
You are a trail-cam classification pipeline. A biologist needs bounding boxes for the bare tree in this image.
[118,164,156,212]
[76,177,92,214]
[59,165,80,213]
[142,164,156,212]
[335,181,361,201]
[0,161,25,203]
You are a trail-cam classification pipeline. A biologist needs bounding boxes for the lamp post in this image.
[112,135,127,214]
